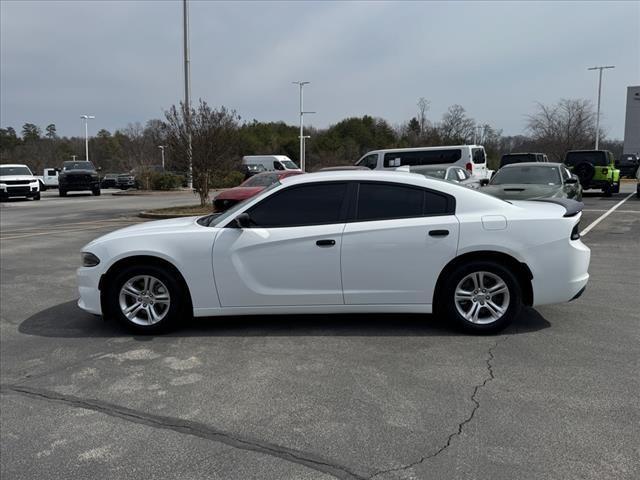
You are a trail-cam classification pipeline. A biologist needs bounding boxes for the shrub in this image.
[150,172,183,190]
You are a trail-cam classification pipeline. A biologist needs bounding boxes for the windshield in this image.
[280,160,299,170]
[565,151,608,167]
[0,166,32,176]
[63,161,95,170]
[491,166,561,185]
[200,181,282,227]
[411,167,446,179]
[241,173,280,187]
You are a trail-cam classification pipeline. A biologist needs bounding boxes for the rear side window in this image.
[383,149,462,168]
[356,182,452,221]
[248,183,347,227]
[472,148,486,164]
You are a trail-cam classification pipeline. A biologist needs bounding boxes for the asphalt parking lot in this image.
[1,185,638,480]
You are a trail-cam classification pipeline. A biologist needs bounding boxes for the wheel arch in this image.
[434,250,534,310]
[99,255,193,315]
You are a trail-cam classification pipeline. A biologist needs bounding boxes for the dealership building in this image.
[623,86,640,155]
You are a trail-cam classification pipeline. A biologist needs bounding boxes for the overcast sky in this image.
[1,0,638,139]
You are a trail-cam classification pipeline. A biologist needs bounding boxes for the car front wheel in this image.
[106,265,187,333]
[441,261,522,334]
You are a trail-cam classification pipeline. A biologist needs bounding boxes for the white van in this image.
[242,155,301,172]
[355,145,490,179]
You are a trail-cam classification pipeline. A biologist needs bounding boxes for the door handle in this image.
[428,229,449,237]
[316,239,336,247]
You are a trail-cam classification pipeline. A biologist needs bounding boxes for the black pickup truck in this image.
[58,161,101,197]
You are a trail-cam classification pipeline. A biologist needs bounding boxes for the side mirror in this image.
[233,212,252,229]
[479,179,490,186]
[565,177,578,184]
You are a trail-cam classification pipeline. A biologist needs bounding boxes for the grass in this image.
[145,204,214,216]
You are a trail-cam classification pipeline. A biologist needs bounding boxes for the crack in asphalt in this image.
[0,384,368,480]
[367,337,506,479]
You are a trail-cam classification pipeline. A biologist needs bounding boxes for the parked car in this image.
[242,163,267,180]
[58,161,101,196]
[500,152,548,168]
[410,165,483,189]
[116,174,139,190]
[213,170,303,212]
[564,150,620,196]
[636,166,640,199]
[241,155,301,173]
[78,170,590,335]
[317,166,370,172]
[0,164,40,200]
[482,163,582,201]
[101,174,119,188]
[616,153,640,178]
[36,168,60,191]
[355,145,492,180]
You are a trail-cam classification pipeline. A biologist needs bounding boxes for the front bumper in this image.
[0,183,40,197]
[77,266,103,315]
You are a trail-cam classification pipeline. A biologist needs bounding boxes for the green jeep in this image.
[564,150,620,197]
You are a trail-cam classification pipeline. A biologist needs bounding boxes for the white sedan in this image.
[77,170,590,334]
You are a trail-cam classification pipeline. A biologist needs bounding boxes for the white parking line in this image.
[580,192,634,236]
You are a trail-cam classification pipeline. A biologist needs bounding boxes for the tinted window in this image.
[357,154,378,170]
[357,183,450,221]
[472,148,486,164]
[491,166,561,185]
[63,161,95,170]
[249,183,347,227]
[383,149,462,168]
[273,161,284,170]
[565,151,608,167]
[500,153,536,167]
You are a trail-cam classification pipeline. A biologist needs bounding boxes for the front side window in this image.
[357,154,378,169]
[248,183,348,227]
[273,161,285,171]
[357,182,451,221]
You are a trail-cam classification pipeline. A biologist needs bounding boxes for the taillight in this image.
[571,223,580,240]
[465,162,472,172]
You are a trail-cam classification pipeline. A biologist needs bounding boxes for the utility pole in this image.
[158,145,166,170]
[183,0,193,188]
[80,115,95,162]
[587,65,615,150]
[292,81,315,171]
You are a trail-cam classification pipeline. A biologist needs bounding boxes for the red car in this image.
[213,170,304,211]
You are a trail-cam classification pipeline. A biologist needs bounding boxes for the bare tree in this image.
[417,97,431,138]
[165,100,241,206]
[526,99,598,161]
[438,104,476,144]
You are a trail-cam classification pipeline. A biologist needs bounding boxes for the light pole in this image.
[292,81,315,171]
[587,65,615,150]
[80,115,95,161]
[158,145,166,170]
[183,0,193,189]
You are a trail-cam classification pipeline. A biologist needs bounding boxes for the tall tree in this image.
[21,123,41,142]
[45,124,57,139]
[438,105,475,144]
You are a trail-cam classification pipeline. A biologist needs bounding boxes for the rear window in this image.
[356,182,452,221]
[472,148,486,164]
[565,151,608,167]
[383,149,462,168]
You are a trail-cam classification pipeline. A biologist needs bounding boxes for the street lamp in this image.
[158,145,166,170]
[80,115,95,162]
[292,81,315,172]
[587,65,615,150]
[183,0,192,189]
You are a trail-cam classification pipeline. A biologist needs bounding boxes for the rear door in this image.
[341,182,459,305]
[471,147,488,179]
[212,182,350,307]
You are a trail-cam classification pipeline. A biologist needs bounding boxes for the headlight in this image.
[81,252,100,267]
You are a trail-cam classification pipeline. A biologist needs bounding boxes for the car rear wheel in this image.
[106,265,187,333]
[92,187,101,196]
[441,261,522,334]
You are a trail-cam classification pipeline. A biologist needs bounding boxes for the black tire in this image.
[105,264,189,334]
[440,260,522,334]
[603,184,612,197]
[58,188,67,197]
[39,182,46,191]
[33,192,41,201]
[612,183,620,194]
[92,187,101,196]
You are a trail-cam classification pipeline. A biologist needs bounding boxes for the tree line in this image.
[0,98,623,205]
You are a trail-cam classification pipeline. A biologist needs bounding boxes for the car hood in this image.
[86,216,202,247]
[216,186,265,200]
[482,184,564,200]
[0,175,36,181]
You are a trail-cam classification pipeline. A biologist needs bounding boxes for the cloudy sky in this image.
[1,0,638,139]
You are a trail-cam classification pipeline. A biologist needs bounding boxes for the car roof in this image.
[501,162,562,168]
[365,144,482,154]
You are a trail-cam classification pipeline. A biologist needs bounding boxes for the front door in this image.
[212,182,349,307]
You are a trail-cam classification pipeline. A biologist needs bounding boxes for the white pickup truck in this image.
[0,164,41,200]
[36,168,60,191]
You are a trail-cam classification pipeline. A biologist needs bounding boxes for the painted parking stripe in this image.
[580,192,635,236]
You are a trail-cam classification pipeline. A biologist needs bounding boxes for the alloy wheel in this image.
[118,275,171,326]
[454,271,510,325]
